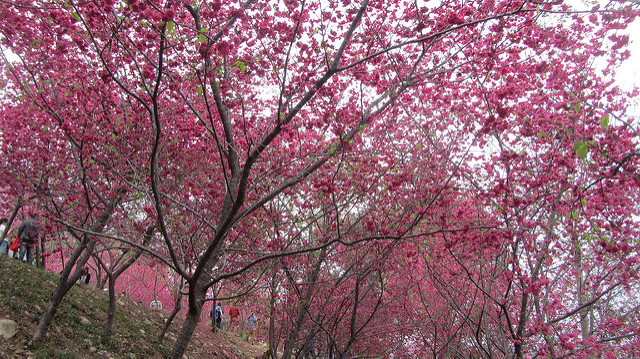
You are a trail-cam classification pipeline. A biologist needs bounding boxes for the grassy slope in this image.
[0,256,266,359]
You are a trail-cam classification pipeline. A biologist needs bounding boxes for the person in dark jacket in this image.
[17,216,39,265]
[80,267,91,284]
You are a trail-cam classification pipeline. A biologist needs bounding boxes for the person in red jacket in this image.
[228,305,240,331]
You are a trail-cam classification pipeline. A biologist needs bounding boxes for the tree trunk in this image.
[35,239,42,268]
[159,279,185,341]
[574,235,590,339]
[211,294,219,334]
[103,274,116,339]
[96,264,105,289]
[168,295,205,359]
[32,187,125,343]
[39,238,46,269]
[32,241,91,342]
[268,270,278,359]
[168,267,211,359]
[0,200,21,244]
[281,249,326,359]
[32,284,67,342]
[99,224,155,339]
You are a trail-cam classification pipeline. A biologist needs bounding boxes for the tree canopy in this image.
[1,0,639,357]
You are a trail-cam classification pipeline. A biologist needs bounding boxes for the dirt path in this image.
[183,322,267,359]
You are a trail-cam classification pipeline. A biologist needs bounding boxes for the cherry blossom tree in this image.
[0,24,150,342]
[1,0,639,357]
[91,223,155,338]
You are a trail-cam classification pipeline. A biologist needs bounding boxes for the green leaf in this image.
[571,102,581,113]
[197,34,207,43]
[573,141,588,159]
[233,61,246,72]
[167,20,174,32]
[196,86,202,96]
[71,12,80,21]
[600,115,609,130]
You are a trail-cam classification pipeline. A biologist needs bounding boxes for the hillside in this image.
[0,256,267,358]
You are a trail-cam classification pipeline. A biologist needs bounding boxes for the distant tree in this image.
[1,0,638,357]
[92,224,155,339]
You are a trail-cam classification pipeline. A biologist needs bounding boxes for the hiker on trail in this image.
[17,216,39,265]
[247,313,258,341]
[228,305,240,331]
[79,267,91,284]
[215,302,223,329]
[210,302,223,331]
[8,234,20,259]
[150,298,162,310]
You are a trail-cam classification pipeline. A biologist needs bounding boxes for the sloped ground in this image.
[0,256,266,358]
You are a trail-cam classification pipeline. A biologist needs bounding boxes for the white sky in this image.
[615,17,640,118]
[616,18,640,92]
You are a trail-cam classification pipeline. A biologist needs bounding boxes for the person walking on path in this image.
[246,313,258,342]
[215,302,223,329]
[210,302,223,332]
[228,305,240,331]
[79,267,91,284]
[17,216,39,265]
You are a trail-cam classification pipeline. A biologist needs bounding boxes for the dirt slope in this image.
[0,256,266,358]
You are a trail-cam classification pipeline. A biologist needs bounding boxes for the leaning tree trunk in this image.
[159,278,185,341]
[168,252,219,359]
[0,199,21,245]
[34,279,71,341]
[32,237,96,342]
[32,188,125,343]
[168,279,208,359]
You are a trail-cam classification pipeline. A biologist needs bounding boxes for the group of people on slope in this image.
[210,302,259,340]
[0,215,40,265]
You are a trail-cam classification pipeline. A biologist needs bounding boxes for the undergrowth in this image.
[0,256,170,358]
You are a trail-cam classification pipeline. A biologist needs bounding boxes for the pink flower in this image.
[162,9,176,22]
[216,41,232,56]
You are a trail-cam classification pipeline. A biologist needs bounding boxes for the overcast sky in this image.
[616,18,640,91]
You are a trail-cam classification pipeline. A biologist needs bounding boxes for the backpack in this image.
[9,236,21,251]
